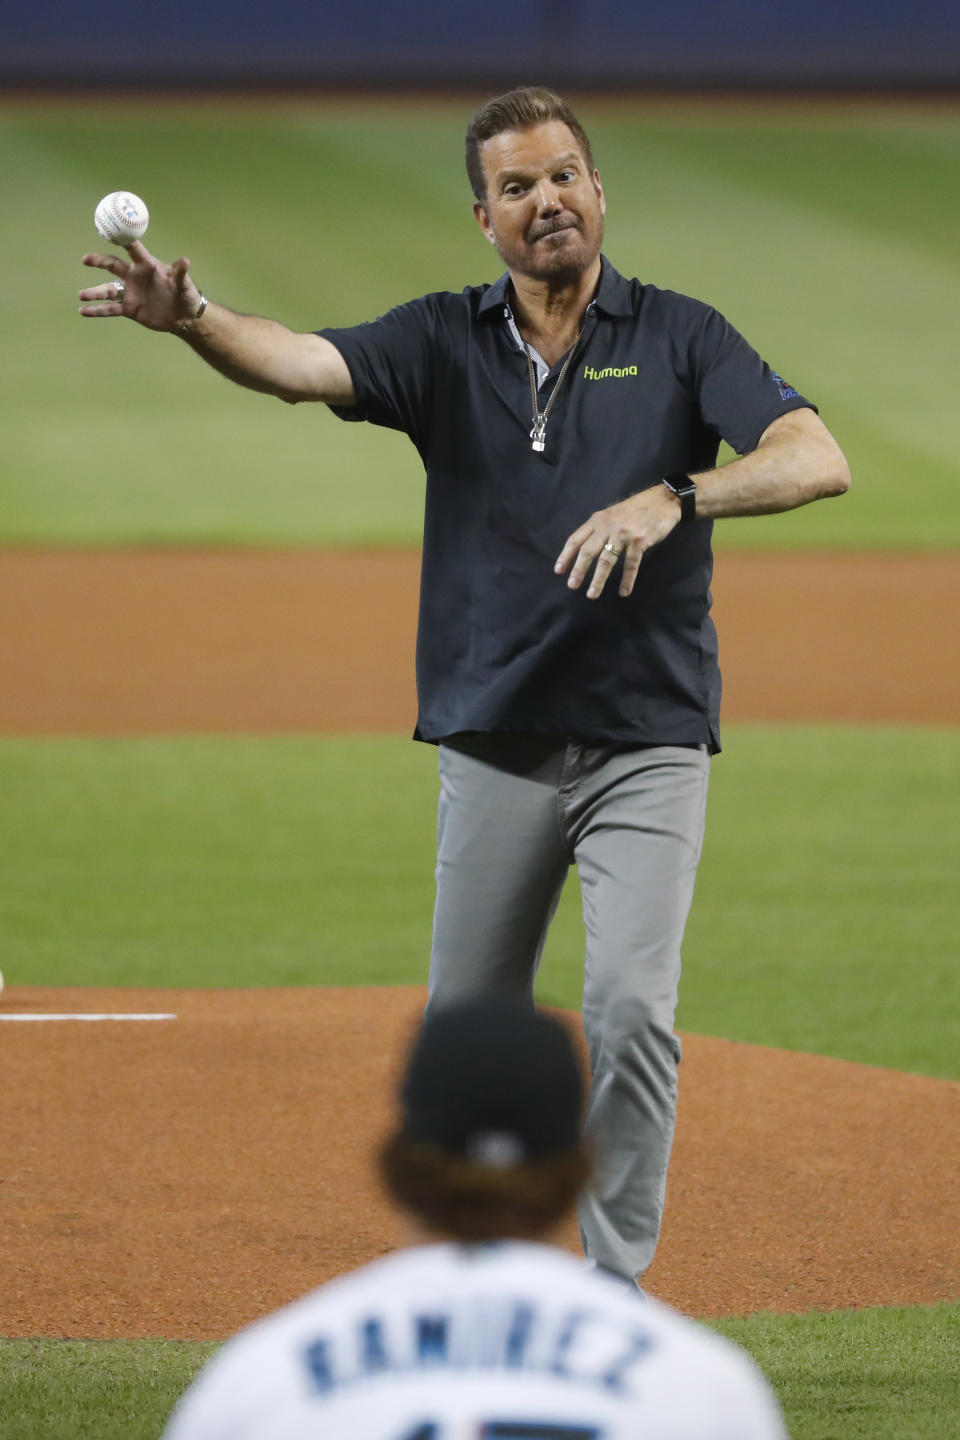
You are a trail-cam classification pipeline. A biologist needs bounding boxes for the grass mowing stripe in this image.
[0,736,438,989]
[2,1304,959,1439]
[2,726,958,1080]
[677,724,960,1077]
[2,102,958,547]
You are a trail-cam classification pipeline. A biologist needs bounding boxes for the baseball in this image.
[94,191,150,247]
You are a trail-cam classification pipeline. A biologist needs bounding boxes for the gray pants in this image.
[426,733,710,1281]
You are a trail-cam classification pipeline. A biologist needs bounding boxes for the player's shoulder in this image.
[193,1243,486,1360]
[233,1244,436,1345]
[635,1295,788,1434]
[161,1249,429,1438]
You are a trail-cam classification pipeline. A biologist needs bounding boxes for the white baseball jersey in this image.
[163,1242,788,1440]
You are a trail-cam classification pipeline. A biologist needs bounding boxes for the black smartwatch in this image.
[662,472,697,522]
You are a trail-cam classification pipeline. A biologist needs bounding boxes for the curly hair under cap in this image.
[379,1133,591,1241]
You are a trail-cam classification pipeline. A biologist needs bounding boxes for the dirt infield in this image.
[2,548,959,732]
[2,987,958,1338]
[2,548,958,1336]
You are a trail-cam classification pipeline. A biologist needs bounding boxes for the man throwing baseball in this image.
[79,86,850,1288]
[162,996,790,1439]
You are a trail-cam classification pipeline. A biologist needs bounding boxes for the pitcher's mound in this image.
[1,986,957,1338]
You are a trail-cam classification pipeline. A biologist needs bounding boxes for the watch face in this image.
[662,473,696,520]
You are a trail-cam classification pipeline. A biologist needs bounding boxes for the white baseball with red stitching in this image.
[94,191,150,246]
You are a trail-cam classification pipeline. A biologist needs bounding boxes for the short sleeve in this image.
[319,295,444,449]
[691,306,816,455]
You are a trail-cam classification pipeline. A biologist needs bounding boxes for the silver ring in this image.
[113,280,125,300]
[602,541,622,557]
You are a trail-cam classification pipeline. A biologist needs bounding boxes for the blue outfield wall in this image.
[2,0,959,89]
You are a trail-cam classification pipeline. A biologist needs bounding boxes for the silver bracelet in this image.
[173,292,208,336]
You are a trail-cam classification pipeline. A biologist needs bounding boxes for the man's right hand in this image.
[78,241,203,331]
[77,241,355,406]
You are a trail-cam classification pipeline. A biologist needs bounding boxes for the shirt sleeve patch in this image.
[772,373,799,400]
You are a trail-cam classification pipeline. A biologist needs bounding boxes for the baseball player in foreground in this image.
[162,997,789,1440]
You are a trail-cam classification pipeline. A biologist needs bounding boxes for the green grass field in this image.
[1,96,958,1439]
[3,1303,958,1440]
[2,726,959,1077]
[2,98,960,546]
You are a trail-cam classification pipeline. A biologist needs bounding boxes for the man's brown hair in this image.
[380,1134,590,1241]
[465,86,596,203]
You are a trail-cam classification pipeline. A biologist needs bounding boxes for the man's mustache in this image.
[527,216,583,243]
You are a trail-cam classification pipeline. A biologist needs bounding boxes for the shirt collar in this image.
[477,255,634,320]
[592,257,634,316]
[477,270,512,317]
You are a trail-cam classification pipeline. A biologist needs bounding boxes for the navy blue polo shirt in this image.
[321,258,813,751]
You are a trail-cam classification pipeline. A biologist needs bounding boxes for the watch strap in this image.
[662,472,697,522]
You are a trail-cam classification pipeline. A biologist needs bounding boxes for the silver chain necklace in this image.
[524,329,583,453]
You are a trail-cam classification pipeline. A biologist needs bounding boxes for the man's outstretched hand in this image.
[78,241,202,331]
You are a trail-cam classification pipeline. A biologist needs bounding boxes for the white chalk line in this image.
[0,1013,177,1023]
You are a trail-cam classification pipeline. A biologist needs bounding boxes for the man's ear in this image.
[473,200,497,246]
[593,170,606,217]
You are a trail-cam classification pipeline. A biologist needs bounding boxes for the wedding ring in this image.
[113,281,125,300]
[602,541,622,557]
